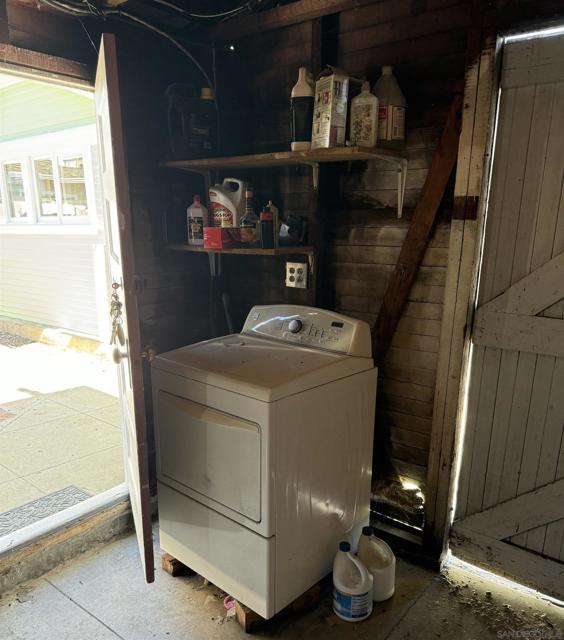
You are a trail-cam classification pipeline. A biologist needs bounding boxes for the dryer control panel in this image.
[241,305,372,357]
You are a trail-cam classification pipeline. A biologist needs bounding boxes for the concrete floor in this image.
[0,339,122,523]
[2,527,563,640]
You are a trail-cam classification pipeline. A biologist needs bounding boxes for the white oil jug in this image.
[332,541,373,622]
[372,65,405,143]
[358,526,395,602]
[208,178,246,228]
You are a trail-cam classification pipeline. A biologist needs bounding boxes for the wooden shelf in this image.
[166,243,314,256]
[161,146,407,216]
[161,146,405,172]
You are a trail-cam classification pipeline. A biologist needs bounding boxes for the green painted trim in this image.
[0,79,95,143]
[0,119,95,143]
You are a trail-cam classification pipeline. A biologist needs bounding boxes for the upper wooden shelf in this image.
[166,243,314,256]
[161,146,405,172]
[161,146,408,217]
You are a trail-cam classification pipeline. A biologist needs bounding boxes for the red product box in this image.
[203,227,241,249]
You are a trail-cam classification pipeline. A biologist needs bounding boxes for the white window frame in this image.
[0,166,5,224]
[1,158,34,224]
[33,154,61,224]
[0,149,96,227]
[56,152,93,226]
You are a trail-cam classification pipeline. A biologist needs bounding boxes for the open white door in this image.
[95,33,154,583]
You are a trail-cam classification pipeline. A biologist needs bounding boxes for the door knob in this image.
[112,347,128,364]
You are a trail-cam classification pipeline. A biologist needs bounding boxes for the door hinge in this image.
[141,346,156,362]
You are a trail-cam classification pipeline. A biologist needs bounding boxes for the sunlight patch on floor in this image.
[0,341,118,404]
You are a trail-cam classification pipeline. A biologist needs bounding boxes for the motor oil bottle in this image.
[186,87,217,158]
[187,195,208,245]
[265,200,279,247]
[208,178,246,228]
[332,541,373,622]
[350,80,379,147]
[240,185,259,247]
[372,66,406,146]
[358,526,396,602]
[290,67,314,151]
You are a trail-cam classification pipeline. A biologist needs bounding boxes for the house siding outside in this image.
[0,78,108,341]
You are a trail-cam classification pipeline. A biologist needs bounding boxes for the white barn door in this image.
[451,33,564,600]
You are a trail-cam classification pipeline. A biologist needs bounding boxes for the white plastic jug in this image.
[350,80,379,147]
[187,195,208,246]
[372,65,406,143]
[208,178,246,228]
[357,526,396,602]
[332,541,373,622]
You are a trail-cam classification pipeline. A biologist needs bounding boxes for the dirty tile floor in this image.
[0,338,122,524]
[2,527,563,640]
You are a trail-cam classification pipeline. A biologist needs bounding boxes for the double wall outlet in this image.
[285,262,308,289]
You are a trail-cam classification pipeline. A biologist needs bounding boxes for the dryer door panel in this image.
[157,391,261,521]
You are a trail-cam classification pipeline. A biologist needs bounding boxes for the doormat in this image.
[0,485,92,537]
[0,332,34,349]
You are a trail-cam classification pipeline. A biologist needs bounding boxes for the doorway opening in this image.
[0,70,124,542]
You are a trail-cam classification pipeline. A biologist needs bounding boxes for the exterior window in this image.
[4,162,28,219]
[34,158,57,218]
[0,152,92,225]
[59,157,88,218]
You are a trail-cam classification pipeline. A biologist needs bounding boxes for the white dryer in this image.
[152,305,377,618]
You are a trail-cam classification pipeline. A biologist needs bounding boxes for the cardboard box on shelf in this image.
[203,227,241,249]
[311,67,349,150]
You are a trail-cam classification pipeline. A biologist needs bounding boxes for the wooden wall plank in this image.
[481,350,518,509]
[339,0,464,33]
[425,36,497,551]
[381,410,433,434]
[458,478,564,539]
[372,94,462,364]
[380,364,437,387]
[544,519,564,561]
[211,0,359,41]
[0,42,92,85]
[338,4,470,54]
[331,223,450,247]
[496,352,536,502]
[473,312,564,357]
[486,252,564,315]
[451,525,564,601]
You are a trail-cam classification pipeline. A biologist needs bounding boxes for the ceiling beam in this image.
[210,0,367,42]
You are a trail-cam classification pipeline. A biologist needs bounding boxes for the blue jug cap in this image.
[339,541,351,552]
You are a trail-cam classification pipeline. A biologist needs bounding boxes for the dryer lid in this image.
[152,334,374,402]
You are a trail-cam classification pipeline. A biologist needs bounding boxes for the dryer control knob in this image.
[288,319,303,334]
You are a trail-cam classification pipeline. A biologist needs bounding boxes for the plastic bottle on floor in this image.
[332,541,373,622]
[358,526,396,602]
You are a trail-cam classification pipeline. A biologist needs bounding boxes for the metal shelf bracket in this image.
[365,153,408,219]
[301,161,320,189]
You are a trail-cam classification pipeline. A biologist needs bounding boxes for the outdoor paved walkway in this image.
[0,338,122,529]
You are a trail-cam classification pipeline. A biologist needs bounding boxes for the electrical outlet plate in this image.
[285,262,308,289]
